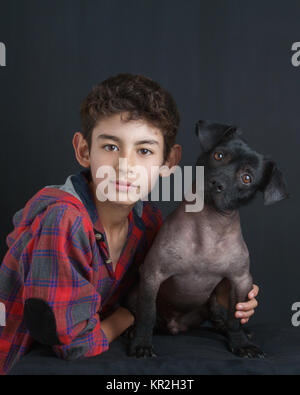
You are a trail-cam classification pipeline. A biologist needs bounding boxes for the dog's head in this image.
[195,120,289,211]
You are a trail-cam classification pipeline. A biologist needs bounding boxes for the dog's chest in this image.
[190,229,247,274]
[158,232,248,310]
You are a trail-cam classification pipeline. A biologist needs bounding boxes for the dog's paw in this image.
[127,338,157,358]
[243,327,254,340]
[229,343,266,359]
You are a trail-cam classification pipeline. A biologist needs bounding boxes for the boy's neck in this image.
[87,180,135,234]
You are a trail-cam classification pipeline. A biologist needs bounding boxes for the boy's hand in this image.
[235,284,259,324]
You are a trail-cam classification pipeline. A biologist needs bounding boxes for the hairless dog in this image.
[125,120,289,359]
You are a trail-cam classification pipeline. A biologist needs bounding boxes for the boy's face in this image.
[85,113,166,205]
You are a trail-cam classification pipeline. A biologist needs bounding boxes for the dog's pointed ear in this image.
[195,120,241,152]
[260,160,290,205]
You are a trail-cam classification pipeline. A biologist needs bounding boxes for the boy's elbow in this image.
[24,298,61,346]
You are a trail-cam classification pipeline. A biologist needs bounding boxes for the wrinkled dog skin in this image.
[126,120,289,359]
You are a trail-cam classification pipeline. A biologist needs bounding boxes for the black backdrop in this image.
[0,0,299,327]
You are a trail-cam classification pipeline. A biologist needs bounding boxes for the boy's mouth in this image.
[112,180,139,191]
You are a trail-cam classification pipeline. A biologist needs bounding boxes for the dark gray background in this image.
[0,0,299,326]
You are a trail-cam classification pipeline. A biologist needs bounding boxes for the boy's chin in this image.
[109,197,140,206]
[104,191,143,206]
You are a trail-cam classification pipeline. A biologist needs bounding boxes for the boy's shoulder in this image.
[32,182,87,216]
[140,200,163,229]
[11,182,88,234]
[141,200,162,215]
[6,183,90,252]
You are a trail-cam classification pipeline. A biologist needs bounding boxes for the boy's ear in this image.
[160,144,182,177]
[195,120,241,152]
[259,159,290,205]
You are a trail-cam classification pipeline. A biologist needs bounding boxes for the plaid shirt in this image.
[0,168,162,374]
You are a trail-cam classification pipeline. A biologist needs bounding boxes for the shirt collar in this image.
[70,168,143,235]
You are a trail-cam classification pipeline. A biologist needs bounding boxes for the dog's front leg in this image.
[127,264,166,358]
[226,275,265,358]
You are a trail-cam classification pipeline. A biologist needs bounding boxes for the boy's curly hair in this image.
[80,73,180,162]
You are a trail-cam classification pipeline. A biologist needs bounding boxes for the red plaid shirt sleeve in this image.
[0,202,109,374]
[24,203,109,360]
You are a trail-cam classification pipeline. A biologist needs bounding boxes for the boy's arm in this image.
[23,204,116,360]
[101,306,134,343]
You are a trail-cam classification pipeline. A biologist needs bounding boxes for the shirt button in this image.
[95,233,103,240]
[106,258,112,264]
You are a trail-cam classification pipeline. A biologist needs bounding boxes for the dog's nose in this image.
[209,179,224,193]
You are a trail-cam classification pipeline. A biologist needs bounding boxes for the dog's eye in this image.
[213,152,224,161]
[241,174,252,184]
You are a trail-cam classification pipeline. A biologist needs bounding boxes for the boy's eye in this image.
[103,144,118,152]
[138,148,152,156]
[102,145,153,155]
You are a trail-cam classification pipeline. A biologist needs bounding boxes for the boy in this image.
[0,73,258,374]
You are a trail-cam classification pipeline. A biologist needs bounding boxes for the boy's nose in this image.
[116,157,136,178]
